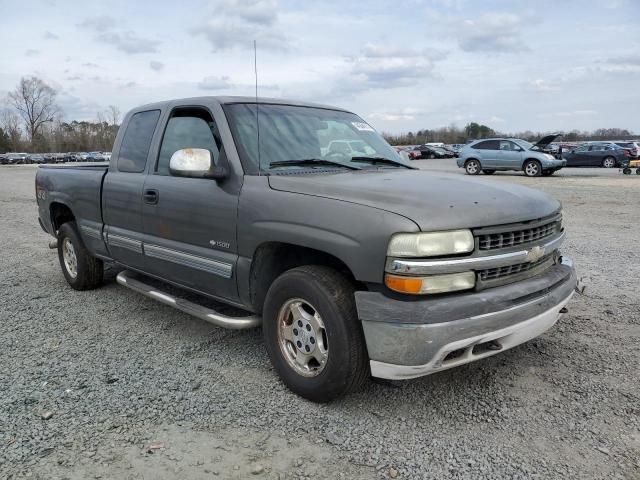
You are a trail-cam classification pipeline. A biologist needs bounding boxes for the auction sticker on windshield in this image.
[352,122,375,132]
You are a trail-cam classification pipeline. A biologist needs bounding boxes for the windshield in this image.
[224,103,408,173]
[513,139,534,150]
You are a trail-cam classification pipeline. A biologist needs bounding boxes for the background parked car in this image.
[0,154,8,165]
[456,136,566,177]
[613,141,639,158]
[562,143,628,167]
[28,154,46,164]
[413,145,455,159]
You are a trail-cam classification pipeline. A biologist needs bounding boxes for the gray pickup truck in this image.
[36,96,576,402]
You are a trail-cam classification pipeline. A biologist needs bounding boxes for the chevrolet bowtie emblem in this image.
[526,245,545,263]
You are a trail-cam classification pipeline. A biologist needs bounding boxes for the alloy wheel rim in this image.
[277,298,328,378]
[467,161,478,174]
[604,158,614,168]
[62,237,78,279]
[526,163,538,175]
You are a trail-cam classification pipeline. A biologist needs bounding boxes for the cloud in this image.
[77,15,117,33]
[96,31,159,54]
[149,61,164,71]
[343,44,446,90]
[457,13,529,53]
[192,0,286,51]
[368,108,423,122]
[43,31,59,40]
[537,110,596,119]
[79,15,159,54]
[603,54,640,66]
[527,79,561,92]
[25,49,40,57]
[198,75,234,90]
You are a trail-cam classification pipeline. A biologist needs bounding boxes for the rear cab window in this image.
[117,110,161,173]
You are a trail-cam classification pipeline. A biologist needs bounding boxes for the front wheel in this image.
[464,159,481,175]
[263,266,368,402]
[57,222,104,290]
[602,156,616,168]
[524,160,542,177]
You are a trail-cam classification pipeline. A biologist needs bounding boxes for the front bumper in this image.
[356,256,576,380]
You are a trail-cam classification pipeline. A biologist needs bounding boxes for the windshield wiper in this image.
[350,156,415,169]
[269,158,361,170]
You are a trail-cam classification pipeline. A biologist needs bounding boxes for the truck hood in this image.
[268,170,560,231]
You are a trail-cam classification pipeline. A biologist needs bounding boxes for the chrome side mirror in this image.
[169,148,227,179]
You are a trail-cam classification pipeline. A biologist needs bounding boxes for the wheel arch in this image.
[50,202,75,232]
[248,241,362,315]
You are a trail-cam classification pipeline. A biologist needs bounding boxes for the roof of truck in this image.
[132,96,351,113]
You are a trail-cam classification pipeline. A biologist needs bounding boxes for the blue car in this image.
[457,135,566,177]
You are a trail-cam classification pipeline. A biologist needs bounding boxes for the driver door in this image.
[141,106,241,302]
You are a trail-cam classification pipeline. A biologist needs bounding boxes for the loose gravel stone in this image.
[0,164,638,480]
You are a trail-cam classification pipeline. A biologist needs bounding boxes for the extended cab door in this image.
[103,109,161,270]
[141,106,240,302]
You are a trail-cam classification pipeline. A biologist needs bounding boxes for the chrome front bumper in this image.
[356,257,576,380]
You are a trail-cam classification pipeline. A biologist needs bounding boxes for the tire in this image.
[464,159,481,175]
[623,168,631,175]
[524,159,542,177]
[602,156,616,168]
[57,222,104,290]
[542,170,555,176]
[262,265,368,402]
[428,153,435,159]
[482,169,496,175]
[636,168,640,175]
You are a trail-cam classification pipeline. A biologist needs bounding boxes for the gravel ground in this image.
[1,162,638,479]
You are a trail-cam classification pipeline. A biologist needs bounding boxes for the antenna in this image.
[254,40,261,175]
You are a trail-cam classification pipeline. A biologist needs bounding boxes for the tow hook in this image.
[48,240,58,249]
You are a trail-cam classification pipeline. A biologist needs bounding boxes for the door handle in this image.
[143,189,159,205]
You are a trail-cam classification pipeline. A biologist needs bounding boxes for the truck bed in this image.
[36,164,109,247]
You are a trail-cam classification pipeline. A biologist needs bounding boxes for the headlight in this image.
[385,272,476,295]
[545,154,555,160]
[387,230,474,257]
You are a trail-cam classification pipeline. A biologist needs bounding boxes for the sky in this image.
[1,0,639,134]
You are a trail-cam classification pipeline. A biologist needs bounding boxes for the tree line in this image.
[383,122,635,146]
[0,76,120,153]
[1,75,635,153]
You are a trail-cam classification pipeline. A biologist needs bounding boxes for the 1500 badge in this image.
[209,240,230,249]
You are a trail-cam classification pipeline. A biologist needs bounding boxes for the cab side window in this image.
[156,108,222,176]
[118,110,161,173]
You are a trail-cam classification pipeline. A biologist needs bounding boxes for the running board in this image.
[116,270,261,330]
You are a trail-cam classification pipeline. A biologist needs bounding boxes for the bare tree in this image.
[106,105,120,126]
[1,108,23,151]
[7,76,59,142]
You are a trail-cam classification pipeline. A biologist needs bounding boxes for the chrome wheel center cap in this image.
[292,318,316,354]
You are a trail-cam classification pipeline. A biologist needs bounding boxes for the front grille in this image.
[479,254,554,281]
[478,221,558,251]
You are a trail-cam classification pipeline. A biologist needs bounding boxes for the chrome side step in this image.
[116,270,261,330]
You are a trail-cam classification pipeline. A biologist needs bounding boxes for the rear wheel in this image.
[602,156,616,168]
[464,159,481,175]
[263,265,368,402]
[524,160,542,177]
[482,169,496,175]
[428,153,435,159]
[57,222,104,290]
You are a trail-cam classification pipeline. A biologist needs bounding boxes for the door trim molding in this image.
[106,233,144,254]
[144,243,233,278]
